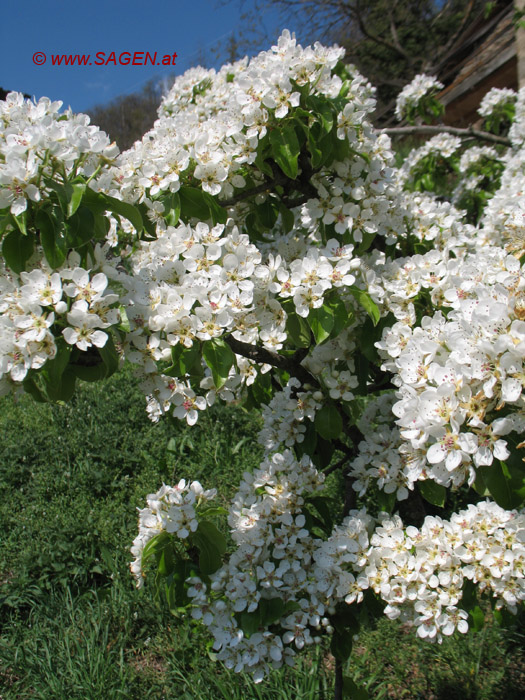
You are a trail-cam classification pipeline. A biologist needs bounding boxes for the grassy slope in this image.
[0,368,523,699]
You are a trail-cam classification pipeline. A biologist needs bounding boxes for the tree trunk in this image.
[334,658,343,700]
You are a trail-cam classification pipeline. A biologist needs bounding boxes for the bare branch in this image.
[378,124,511,146]
[387,2,408,61]
[353,0,415,66]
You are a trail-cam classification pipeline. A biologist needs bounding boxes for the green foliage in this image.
[404,93,444,126]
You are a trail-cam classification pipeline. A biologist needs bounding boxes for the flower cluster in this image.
[0,92,118,217]
[398,134,462,189]
[478,87,516,118]
[0,248,120,393]
[130,479,217,588]
[394,74,444,122]
[365,502,525,640]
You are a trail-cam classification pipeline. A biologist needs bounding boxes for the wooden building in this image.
[439,1,519,126]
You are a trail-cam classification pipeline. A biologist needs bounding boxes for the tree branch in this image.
[220,154,319,209]
[225,335,320,387]
[220,180,274,207]
[323,451,352,476]
[378,124,511,146]
[334,658,343,700]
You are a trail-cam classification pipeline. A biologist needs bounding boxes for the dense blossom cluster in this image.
[131,479,217,588]
[394,73,444,122]
[365,501,525,638]
[398,133,462,188]
[0,249,120,393]
[478,87,517,119]
[0,92,118,215]
[132,452,525,675]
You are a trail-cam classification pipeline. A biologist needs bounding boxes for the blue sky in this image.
[1,0,296,113]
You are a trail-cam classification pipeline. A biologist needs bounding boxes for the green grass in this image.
[0,367,524,699]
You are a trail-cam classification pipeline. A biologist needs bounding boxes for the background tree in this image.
[87,77,174,151]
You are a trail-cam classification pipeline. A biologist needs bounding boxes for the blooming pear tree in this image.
[1,32,525,699]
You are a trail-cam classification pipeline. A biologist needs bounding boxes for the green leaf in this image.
[44,178,73,214]
[279,204,295,233]
[163,191,181,227]
[191,529,223,576]
[2,229,34,273]
[43,338,71,387]
[196,520,227,556]
[198,505,229,518]
[103,194,144,233]
[13,209,28,235]
[468,605,485,632]
[476,456,524,509]
[22,375,47,403]
[311,434,335,469]
[308,304,334,344]
[247,370,273,407]
[305,496,334,533]
[299,420,317,457]
[356,230,376,255]
[165,343,201,378]
[308,128,324,169]
[65,206,95,248]
[418,480,446,507]
[40,362,77,402]
[142,531,171,568]
[348,288,381,326]
[118,306,131,333]
[333,603,360,636]
[165,558,194,611]
[37,209,67,268]
[306,95,334,135]
[255,200,279,230]
[206,193,227,225]
[330,627,353,661]
[179,187,226,225]
[238,598,290,638]
[377,490,396,514]
[286,311,311,348]
[269,125,300,179]
[67,183,86,218]
[325,293,351,338]
[202,337,235,389]
[315,402,342,441]
[0,213,13,238]
[93,211,110,240]
[317,131,334,167]
[239,609,263,637]
[254,153,273,178]
[259,597,285,626]
[69,361,108,382]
